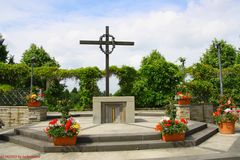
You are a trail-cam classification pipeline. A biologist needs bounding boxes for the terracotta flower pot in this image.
[27,101,41,107]
[162,133,185,142]
[53,135,77,146]
[218,122,235,134]
[178,99,190,105]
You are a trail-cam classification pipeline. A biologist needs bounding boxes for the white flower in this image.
[224,108,232,113]
[160,116,170,122]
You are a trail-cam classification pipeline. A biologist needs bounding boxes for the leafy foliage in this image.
[165,102,177,120]
[200,39,238,68]
[111,65,137,96]
[75,67,102,110]
[0,43,8,63]
[133,50,182,107]
[44,79,66,111]
[21,44,59,67]
[0,62,30,88]
[187,80,214,103]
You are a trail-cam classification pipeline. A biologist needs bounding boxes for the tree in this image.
[44,79,66,111]
[75,67,102,110]
[133,50,182,107]
[111,65,137,96]
[21,43,59,67]
[200,39,238,68]
[0,34,9,63]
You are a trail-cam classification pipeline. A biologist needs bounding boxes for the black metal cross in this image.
[79,26,134,96]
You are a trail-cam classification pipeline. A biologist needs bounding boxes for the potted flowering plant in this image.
[175,92,192,105]
[26,93,44,107]
[45,117,80,145]
[175,83,192,105]
[155,118,188,141]
[213,97,240,134]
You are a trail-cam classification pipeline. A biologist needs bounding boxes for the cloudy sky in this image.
[1,0,240,92]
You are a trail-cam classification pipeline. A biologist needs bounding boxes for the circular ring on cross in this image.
[99,34,115,54]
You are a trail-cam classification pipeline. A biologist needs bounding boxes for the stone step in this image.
[1,125,217,152]
[14,122,207,143]
[186,126,218,145]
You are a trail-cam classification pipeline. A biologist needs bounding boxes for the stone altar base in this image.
[176,104,190,120]
[93,96,135,124]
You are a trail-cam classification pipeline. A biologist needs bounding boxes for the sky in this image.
[1,0,240,93]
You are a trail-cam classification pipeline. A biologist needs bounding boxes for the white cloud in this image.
[1,0,240,92]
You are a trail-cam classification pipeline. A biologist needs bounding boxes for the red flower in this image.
[65,119,71,131]
[175,120,179,124]
[177,92,182,95]
[180,118,187,124]
[155,124,162,131]
[213,111,220,116]
[236,110,240,113]
[217,108,222,112]
[164,123,171,127]
[49,119,58,125]
[167,120,172,124]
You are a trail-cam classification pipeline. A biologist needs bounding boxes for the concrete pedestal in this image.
[93,96,135,124]
[176,104,190,120]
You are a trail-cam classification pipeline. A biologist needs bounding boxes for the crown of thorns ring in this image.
[99,34,115,54]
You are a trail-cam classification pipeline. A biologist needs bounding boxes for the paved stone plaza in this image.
[0,112,239,160]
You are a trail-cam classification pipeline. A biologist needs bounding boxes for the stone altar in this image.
[93,96,135,124]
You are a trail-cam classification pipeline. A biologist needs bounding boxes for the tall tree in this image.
[200,39,238,68]
[21,43,59,67]
[133,50,182,107]
[0,34,9,63]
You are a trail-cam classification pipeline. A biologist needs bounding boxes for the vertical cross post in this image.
[105,26,110,96]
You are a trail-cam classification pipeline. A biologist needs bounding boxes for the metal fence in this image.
[0,89,30,106]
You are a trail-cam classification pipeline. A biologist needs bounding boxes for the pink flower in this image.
[69,117,73,122]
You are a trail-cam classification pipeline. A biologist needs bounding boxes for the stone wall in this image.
[190,104,214,123]
[0,106,48,127]
[176,105,190,120]
[176,104,214,122]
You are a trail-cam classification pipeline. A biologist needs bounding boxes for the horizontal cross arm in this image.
[79,40,134,46]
